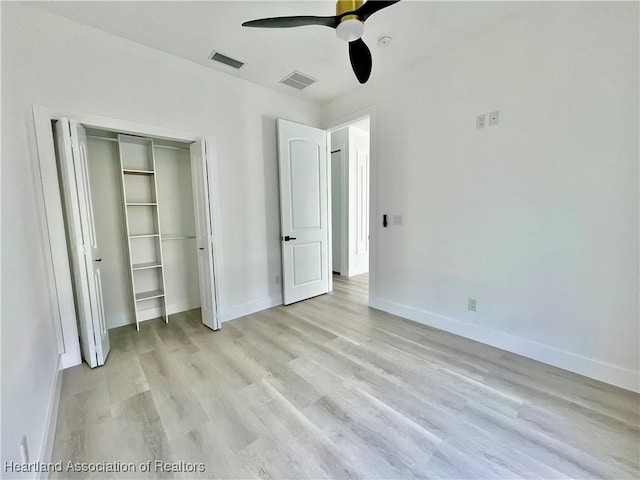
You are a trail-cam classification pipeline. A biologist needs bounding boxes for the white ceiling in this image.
[32,1,525,103]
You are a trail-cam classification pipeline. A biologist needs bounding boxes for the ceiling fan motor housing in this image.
[336,0,365,42]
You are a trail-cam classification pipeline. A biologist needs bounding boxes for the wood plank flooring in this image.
[51,274,640,479]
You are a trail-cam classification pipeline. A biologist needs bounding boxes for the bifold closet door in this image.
[190,139,220,330]
[55,118,110,367]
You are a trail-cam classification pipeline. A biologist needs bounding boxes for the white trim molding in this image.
[37,356,64,479]
[107,298,203,329]
[371,297,640,393]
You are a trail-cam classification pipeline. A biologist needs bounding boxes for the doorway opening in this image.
[328,117,370,294]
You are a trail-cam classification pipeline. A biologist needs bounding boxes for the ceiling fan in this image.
[242,0,401,84]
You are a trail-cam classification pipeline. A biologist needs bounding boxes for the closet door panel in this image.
[57,119,110,366]
[190,139,219,330]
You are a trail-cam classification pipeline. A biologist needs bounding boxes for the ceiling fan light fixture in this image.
[336,18,365,42]
[241,0,402,83]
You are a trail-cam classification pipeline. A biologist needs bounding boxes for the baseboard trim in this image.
[107,298,201,328]
[371,297,640,393]
[38,355,64,479]
[106,293,284,328]
[221,294,283,323]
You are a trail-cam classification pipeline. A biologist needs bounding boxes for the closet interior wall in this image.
[85,129,200,329]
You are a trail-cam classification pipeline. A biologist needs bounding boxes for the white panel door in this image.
[278,119,329,305]
[55,119,110,368]
[190,139,220,330]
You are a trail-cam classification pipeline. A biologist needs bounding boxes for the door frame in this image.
[32,104,224,369]
[324,106,376,304]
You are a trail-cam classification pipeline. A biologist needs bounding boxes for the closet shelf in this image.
[162,235,197,241]
[118,132,168,330]
[129,234,160,239]
[123,169,155,175]
[135,289,165,301]
[132,262,162,271]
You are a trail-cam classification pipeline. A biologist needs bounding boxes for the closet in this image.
[54,118,219,368]
[86,129,200,329]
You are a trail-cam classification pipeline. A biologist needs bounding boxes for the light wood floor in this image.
[52,274,639,479]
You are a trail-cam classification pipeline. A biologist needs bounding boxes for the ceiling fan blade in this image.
[355,0,401,21]
[242,15,338,29]
[348,38,372,84]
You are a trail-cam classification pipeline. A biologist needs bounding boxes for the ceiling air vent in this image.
[280,71,318,90]
[208,51,244,69]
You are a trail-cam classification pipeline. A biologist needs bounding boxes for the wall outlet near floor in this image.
[468,298,478,312]
[476,113,486,129]
[19,435,29,463]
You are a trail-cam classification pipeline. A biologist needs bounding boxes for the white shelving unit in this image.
[118,134,168,330]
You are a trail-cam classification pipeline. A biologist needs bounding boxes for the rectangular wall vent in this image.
[280,71,318,90]
[209,51,244,69]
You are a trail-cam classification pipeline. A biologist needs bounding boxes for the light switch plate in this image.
[468,298,478,312]
[488,110,499,126]
[476,114,486,129]
[393,215,403,226]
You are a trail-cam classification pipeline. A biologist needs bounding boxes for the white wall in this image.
[322,2,639,391]
[1,2,320,471]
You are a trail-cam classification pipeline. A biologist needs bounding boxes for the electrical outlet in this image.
[468,298,478,312]
[392,215,403,226]
[476,113,486,129]
[19,436,29,463]
[488,110,499,126]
